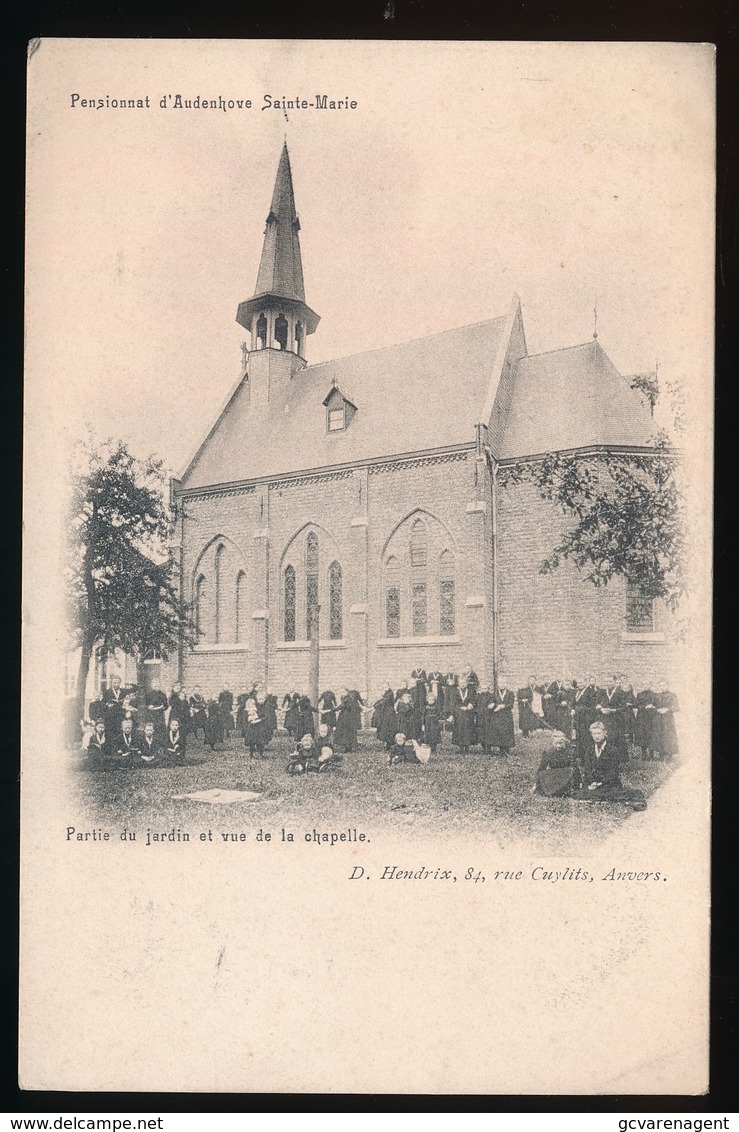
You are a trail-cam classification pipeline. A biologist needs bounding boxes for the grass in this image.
[71,728,673,853]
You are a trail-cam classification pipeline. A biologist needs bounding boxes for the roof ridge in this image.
[520,340,600,362]
[304,315,507,373]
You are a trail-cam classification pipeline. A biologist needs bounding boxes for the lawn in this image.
[71,728,673,853]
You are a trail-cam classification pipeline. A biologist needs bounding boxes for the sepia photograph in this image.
[21,39,714,1094]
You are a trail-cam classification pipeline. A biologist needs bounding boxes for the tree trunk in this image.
[73,630,96,739]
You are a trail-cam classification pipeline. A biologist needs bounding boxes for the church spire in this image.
[236,144,320,359]
[255,142,305,301]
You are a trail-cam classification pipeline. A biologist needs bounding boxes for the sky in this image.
[26,40,715,478]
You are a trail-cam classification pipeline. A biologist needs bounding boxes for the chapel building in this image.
[170,144,673,698]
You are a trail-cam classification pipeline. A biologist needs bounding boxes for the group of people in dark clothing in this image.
[370,669,679,763]
[82,667,678,803]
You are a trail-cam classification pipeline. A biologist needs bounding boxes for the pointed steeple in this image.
[237,144,320,358]
[254,143,306,301]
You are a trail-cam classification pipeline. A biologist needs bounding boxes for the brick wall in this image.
[176,448,499,700]
[176,450,674,702]
[495,477,676,688]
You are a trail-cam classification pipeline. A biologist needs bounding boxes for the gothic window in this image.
[256,313,267,349]
[412,582,428,636]
[284,565,296,642]
[439,550,456,635]
[328,561,343,640]
[235,570,247,644]
[306,531,319,638]
[625,583,655,631]
[410,519,427,566]
[274,313,289,350]
[409,520,428,635]
[214,544,224,642]
[195,574,208,641]
[385,556,401,638]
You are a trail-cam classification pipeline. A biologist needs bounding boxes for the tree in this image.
[497,433,685,609]
[66,434,196,726]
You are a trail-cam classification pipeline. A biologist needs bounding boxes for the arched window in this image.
[274,313,288,350]
[328,561,342,640]
[235,570,247,644]
[195,574,209,641]
[214,544,224,643]
[439,549,456,635]
[295,321,303,355]
[256,312,267,349]
[284,565,296,642]
[410,520,428,636]
[385,556,401,638]
[306,531,319,637]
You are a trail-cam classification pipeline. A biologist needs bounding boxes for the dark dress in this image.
[283,693,300,737]
[265,694,278,736]
[410,669,427,734]
[594,686,629,758]
[244,698,271,754]
[422,703,443,751]
[452,688,478,750]
[542,683,558,728]
[388,739,422,765]
[204,700,225,748]
[168,691,190,736]
[441,675,458,719]
[189,694,207,736]
[394,698,418,741]
[318,690,337,730]
[549,683,574,736]
[218,690,235,732]
[535,743,581,796]
[144,689,169,739]
[481,689,515,752]
[139,733,166,767]
[427,672,443,708]
[86,733,117,769]
[333,694,359,753]
[652,692,679,758]
[517,685,548,736]
[373,690,397,747]
[635,689,658,755]
[103,686,125,731]
[164,727,188,764]
[575,738,646,807]
[573,684,600,757]
[295,697,316,740]
[114,730,141,766]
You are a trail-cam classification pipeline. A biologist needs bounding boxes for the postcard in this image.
[21,39,714,1093]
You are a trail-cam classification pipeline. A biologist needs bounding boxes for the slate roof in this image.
[497,340,656,460]
[254,143,306,304]
[180,316,658,490]
[181,316,507,488]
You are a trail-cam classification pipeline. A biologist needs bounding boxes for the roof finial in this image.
[593,293,598,340]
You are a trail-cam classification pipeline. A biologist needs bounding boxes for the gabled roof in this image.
[181,317,508,488]
[498,340,656,459]
[322,381,356,409]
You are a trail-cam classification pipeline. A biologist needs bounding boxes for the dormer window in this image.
[323,381,357,434]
